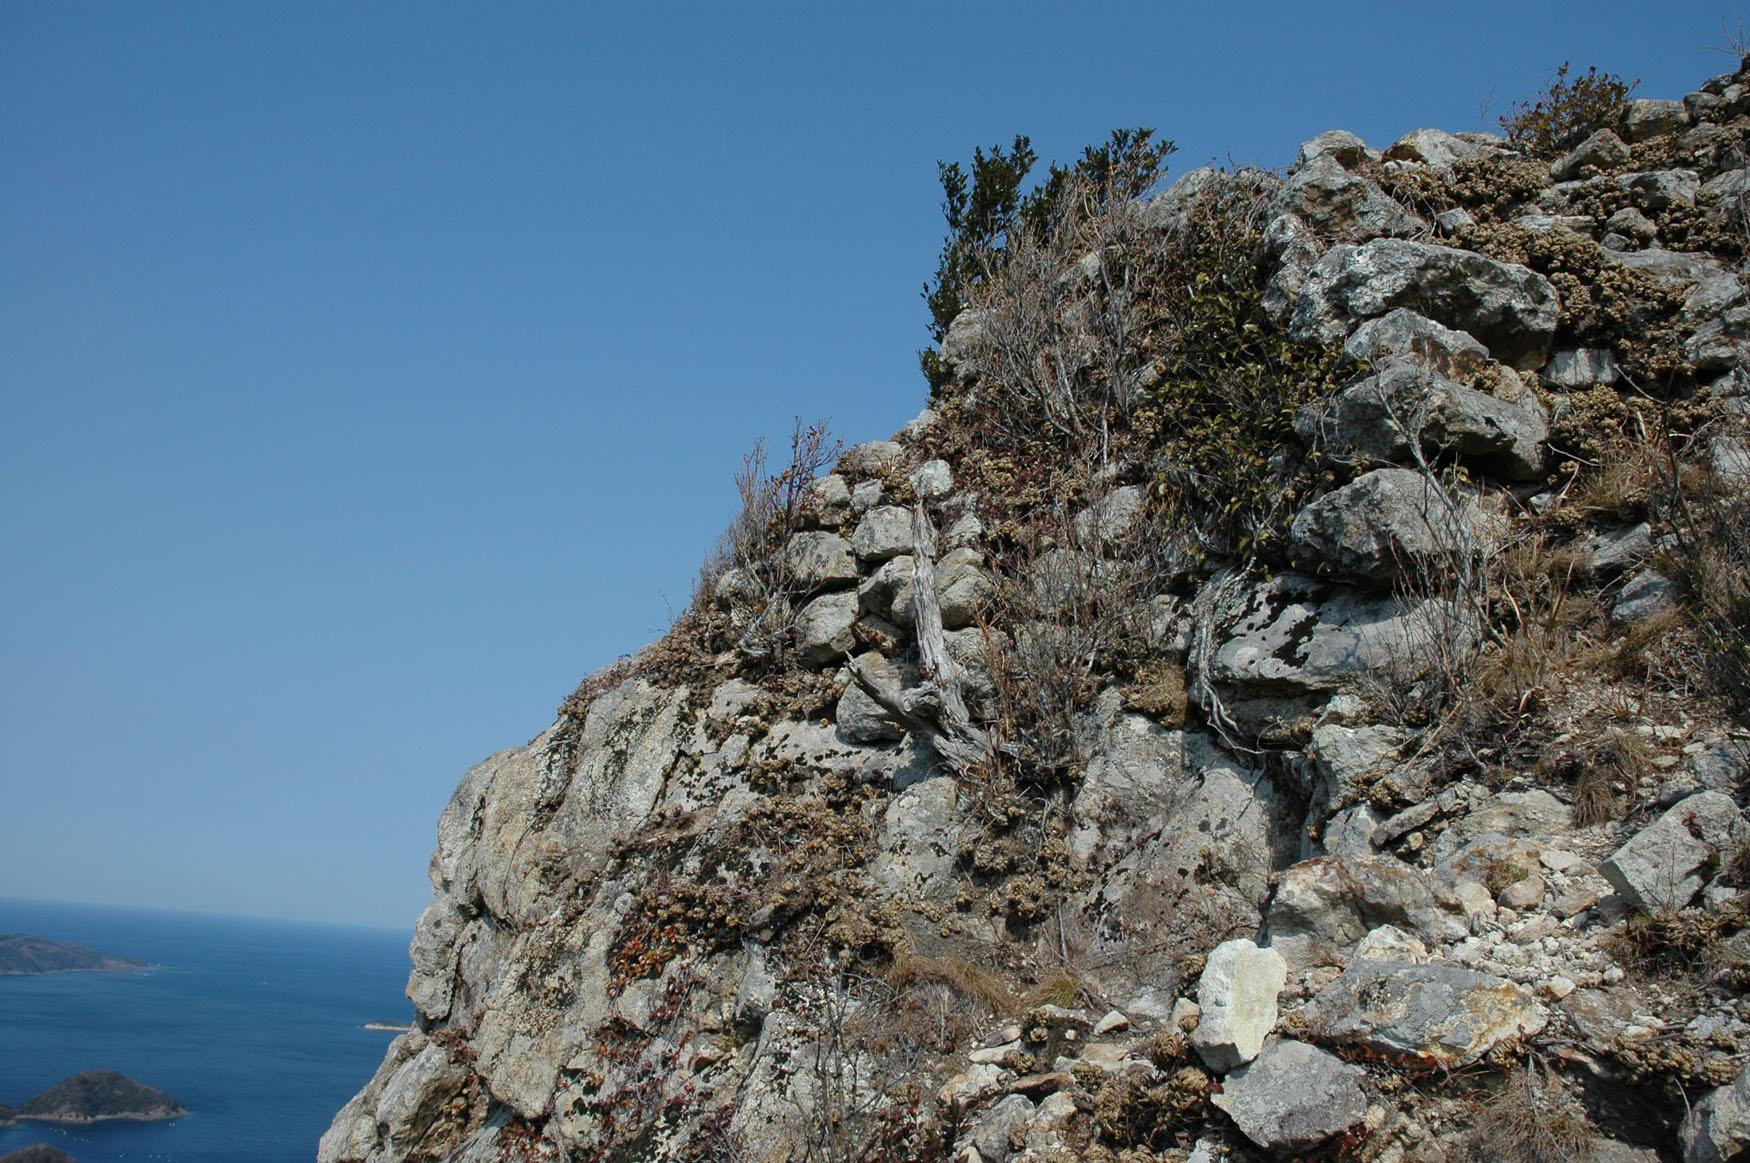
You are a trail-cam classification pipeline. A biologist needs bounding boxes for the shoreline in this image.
[16,1110,186,1126]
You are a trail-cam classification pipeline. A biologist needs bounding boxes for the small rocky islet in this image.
[0,935,143,976]
[325,58,1750,1162]
[7,1071,185,1126]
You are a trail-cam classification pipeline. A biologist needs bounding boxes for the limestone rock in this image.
[1290,467,1493,585]
[1264,854,1464,972]
[1611,569,1676,624]
[1342,307,1491,380]
[784,531,858,590]
[1297,362,1548,480]
[838,440,904,477]
[1190,939,1287,1071]
[936,546,995,630]
[1210,1039,1368,1152]
[1683,1062,1750,1162]
[795,590,858,665]
[1551,128,1631,181]
[852,505,915,563]
[1270,153,1425,242]
[909,458,953,499]
[1296,129,1371,168]
[1290,238,1560,369]
[1209,573,1475,705]
[835,651,907,744]
[1306,960,1548,1066]
[804,474,852,526]
[1543,347,1622,388]
[1602,790,1745,911]
[1383,127,1493,170]
[1624,98,1692,142]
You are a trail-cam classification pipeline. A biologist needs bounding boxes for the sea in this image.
[0,897,414,1162]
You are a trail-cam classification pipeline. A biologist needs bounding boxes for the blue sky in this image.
[2,2,1741,928]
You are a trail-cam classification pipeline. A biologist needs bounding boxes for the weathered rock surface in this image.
[1684,1062,1750,1162]
[1306,960,1548,1066]
[1291,466,1494,584]
[1290,238,1560,368]
[1296,362,1549,479]
[1264,854,1465,972]
[1602,791,1745,911]
[1190,939,1286,1070]
[1210,1039,1367,1151]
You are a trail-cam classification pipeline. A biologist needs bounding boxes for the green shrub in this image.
[1499,62,1637,155]
[920,128,1174,376]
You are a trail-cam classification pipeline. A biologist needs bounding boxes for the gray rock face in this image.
[1342,308,1491,380]
[804,474,852,527]
[795,590,858,665]
[1624,98,1693,142]
[784,531,858,590]
[851,505,914,562]
[838,440,904,477]
[1602,790,1745,911]
[1210,1039,1368,1152]
[1543,347,1622,388]
[1306,960,1548,1066]
[1290,239,1560,369]
[936,546,995,630]
[836,651,906,744]
[1290,467,1492,584]
[1296,362,1549,480]
[1190,939,1287,1071]
[1271,153,1425,242]
[970,1094,1035,1162]
[1265,854,1465,972]
[908,458,953,499]
[1308,722,1405,814]
[1619,168,1700,212]
[1610,569,1676,624]
[1210,572,1473,704]
[1550,128,1631,181]
[1383,127,1493,171]
[1684,1062,1750,1163]
[1297,129,1371,168]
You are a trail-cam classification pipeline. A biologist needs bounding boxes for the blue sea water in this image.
[0,897,413,1162]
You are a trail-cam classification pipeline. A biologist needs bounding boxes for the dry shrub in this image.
[702,419,840,666]
[783,958,944,1163]
[883,946,1013,1015]
[1499,62,1637,155]
[1022,969,1089,1010]
[981,488,1181,786]
[1655,417,1750,713]
[1468,1058,1597,1163]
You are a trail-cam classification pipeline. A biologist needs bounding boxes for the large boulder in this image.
[1263,854,1464,972]
[1210,1039,1368,1152]
[1296,362,1549,480]
[1191,939,1287,1071]
[1270,153,1425,242]
[1290,239,1560,368]
[1342,308,1491,380]
[1601,790,1745,911]
[795,590,858,665]
[1305,960,1548,1067]
[1290,467,1494,585]
[851,505,914,562]
[1208,573,1475,712]
[783,531,858,590]
[1684,1062,1750,1162]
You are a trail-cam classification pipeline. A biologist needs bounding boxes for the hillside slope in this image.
[325,61,1750,1162]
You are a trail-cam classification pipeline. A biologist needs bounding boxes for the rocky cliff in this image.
[325,62,1750,1162]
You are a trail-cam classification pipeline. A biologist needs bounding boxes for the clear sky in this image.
[2,1,1741,929]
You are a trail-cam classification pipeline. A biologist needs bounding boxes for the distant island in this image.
[0,934,144,976]
[0,1101,11,1126]
[363,1019,412,1033]
[16,1071,185,1124]
[0,1146,78,1163]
